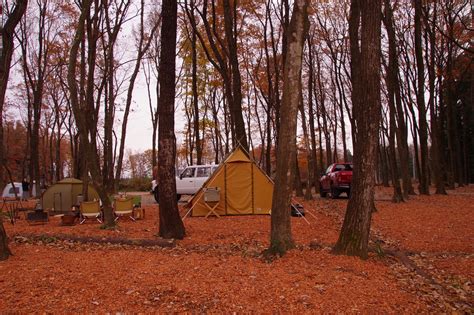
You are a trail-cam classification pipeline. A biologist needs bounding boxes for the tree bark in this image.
[300,81,314,200]
[0,0,28,261]
[293,150,304,197]
[189,0,247,151]
[222,0,248,150]
[157,0,185,239]
[383,0,404,202]
[424,3,447,194]
[306,35,318,192]
[190,0,202,165]
[267,0,309,257]
[414,0,430,195]
[384,0,413,198]
[333,0,382,259]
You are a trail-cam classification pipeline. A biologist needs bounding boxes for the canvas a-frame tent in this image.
[187,147,274,217]
[41,178,99,212]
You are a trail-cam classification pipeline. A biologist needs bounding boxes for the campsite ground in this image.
[1,186,472,313]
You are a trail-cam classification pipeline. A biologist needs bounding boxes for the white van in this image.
[1,182,37,199]
[153,165,218,203]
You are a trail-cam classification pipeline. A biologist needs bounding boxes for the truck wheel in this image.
[319,185,327,198]
[331,186,340,199]
[154,188,160,204]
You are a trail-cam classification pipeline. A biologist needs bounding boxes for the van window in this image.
[181,168,195,178]
[197,167,211,177]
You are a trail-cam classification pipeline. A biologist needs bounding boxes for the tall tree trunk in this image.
[314,52,325,178]
[68,0,116,227]
[0,0,28,261]
[157,0,185,239]
[414,0,430,195]
[383,0,404,202]
[0,216,12,261]
[384,0,413,198]
[190,0,202,165]
[144,57,159,173]
[223,0,248,150]
[333,0,382,259]
[267,0,308,257]
[307,36,318,192]
[293,150,304,197]
[115,0,160,189]
[379,135,390,187]
[54,101,62,182]
[424,2,447,194]
[300,81,314,200]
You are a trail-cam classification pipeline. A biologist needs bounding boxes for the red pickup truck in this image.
[319,163,353,198]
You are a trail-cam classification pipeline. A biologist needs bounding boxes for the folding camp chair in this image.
[203,187,220,218]
[79,200,102,224]
[114,197,135,222]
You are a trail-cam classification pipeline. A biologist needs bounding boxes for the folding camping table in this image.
[203,187,220,219]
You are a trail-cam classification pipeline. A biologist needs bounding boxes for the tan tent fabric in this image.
[187,147,273,216]
[252,164,274,214]
[42,178,99,212]
[225,148,251,163]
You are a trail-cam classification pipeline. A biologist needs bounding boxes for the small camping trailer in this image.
[2,182,37,198]
[2,182,22,198]
[41,178,99,212]
[186,147,274,217]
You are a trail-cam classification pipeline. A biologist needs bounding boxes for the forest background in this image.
[0,0,472,195]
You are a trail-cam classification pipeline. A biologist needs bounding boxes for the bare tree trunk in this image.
[68,0,116,227]
[0,0,28,261]
[444,6,465,188]
[424,3,447,194]
[0,215,12,261]
[384,0,413,198]
[190,0,202,165]
[334,0,382,259]
[383,0,404,202]
[379,134,390,187]
[189,0,247,151]
[293,150,304,197]
[314,52,325,178]
[157,0,185,239]
[300,83,314,200]
[115,0,160,189]
[222,0,247,150]
[307,35,318,192]
[18,0,48,197]
[144,58,159,172]
[414,0,430,195]
[210,88,221,164]
[267,0,308,257]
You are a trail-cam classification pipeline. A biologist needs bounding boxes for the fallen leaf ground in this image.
[1,185,472,312]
